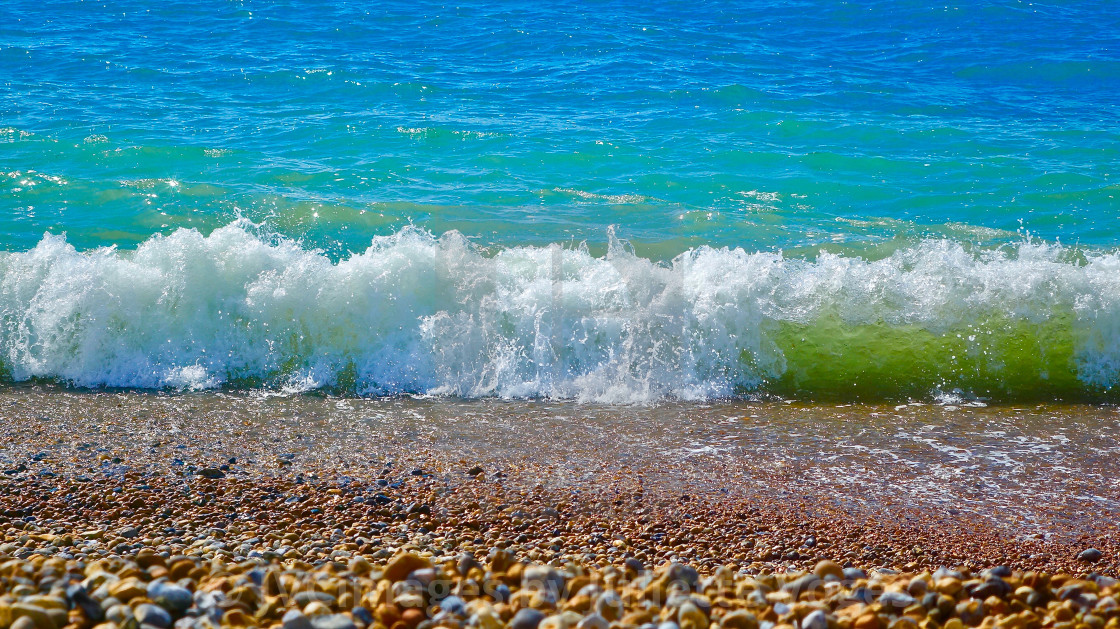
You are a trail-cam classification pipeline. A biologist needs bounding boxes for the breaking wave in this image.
[2,221,1120,403]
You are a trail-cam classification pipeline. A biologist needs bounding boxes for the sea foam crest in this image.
[2,221,1120,402]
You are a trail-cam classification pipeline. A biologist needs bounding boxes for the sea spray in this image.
[1,221,1119,402]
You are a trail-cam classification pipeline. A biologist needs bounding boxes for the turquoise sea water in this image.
[2,1,1119,401]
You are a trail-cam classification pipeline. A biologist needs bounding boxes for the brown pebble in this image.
[400,608,425,629]
[384,552,432,582]
[813,560,844,581]
[855,614,883,629]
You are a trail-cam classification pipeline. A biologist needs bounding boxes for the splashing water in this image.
[2,222,1120,402]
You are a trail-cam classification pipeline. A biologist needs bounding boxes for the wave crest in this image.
[1,222,1118,402]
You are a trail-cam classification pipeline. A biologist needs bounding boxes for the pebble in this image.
[1080,548,1104,562]
[813,560,844,580]
[524,564,566,595]
[933,568,964,580]
[970,576,1010,599]
[907,577,928,596]
[311,614,358,629]
[294,591,338,607]
[66,583,104,622]
[782,574,822,597]
[577,613,610,629]
[351,607,374,626]
[719,611,758,629]
[666,563,700,590]
[10,609,47,629]
[439,595,466,616]
[880,591,916,609]
[677,601,708,629]
[957,599,986,626]
[595,591,624,621]
[105,603,134,625]
[283,610,316,629]
[511,608,548,629]
[383,552,432,582]
[802,610,827,629]
[135,603,173,629]
[148,581,194,613]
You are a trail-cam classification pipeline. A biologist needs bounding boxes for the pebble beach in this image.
[1,389,1117,629]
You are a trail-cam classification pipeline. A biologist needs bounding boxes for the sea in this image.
[2,0,1120,405]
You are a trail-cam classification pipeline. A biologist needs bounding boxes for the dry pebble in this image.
[0,468,1116,629]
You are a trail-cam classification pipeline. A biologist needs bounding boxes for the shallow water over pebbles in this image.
[1,386,1117,547]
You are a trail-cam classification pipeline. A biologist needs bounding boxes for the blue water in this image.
[2,1,1120,401]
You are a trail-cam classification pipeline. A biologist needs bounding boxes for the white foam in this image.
[1,221,1119,402]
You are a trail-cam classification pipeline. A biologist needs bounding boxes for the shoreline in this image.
[0,390,1116,574]
[1,387,1118,629]
[1,387,1117,547]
